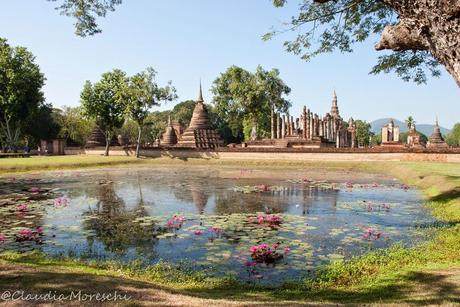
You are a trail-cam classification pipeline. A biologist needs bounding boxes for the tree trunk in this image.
[270,102,275,139]
[251,117,258,141]
[136,125,142,158]
[104,131,110,156]
[375,0,460,86]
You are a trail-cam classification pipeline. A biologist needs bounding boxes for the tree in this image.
[171,100,196,127]
[126,68,177,158]
[255,66,291,139]
[0,38,46,151]
[446,123,460,146]
[405,116,416,130]
[23,104,61,147]
[55,106,93,146]
[49,0,122,37]
[355,119,373,147]
[267,0,460,86]
[80,69,128,156]
[212,66,290,141]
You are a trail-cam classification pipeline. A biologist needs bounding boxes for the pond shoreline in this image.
[0,158,459,305]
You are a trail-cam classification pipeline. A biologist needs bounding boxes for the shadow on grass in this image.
[430,187,460,203]
[1,261,459,305]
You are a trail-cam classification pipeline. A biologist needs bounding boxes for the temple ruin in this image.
[175,83,223,149]
[86,126,107,147]
[381,119,402,147]
[406,123,424,148]
[161,115,178,146]
[247,91,357,148]
[427,118,448,148]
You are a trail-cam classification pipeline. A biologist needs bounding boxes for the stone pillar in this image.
[309,113,313,139]
[302,106,307,139]
[290,116,294,136]
[319,119,324,137]
[288,115,291,136]
[314,114,319,136]
[276,113,280,139]
[282,115,286,139]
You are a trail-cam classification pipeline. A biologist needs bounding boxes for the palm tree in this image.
[405,116,415,130]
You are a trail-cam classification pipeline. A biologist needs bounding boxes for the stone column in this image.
[302,106,307,139]
[319,119,324,137]
[276,113,280,139]
[282,115,286,139]
[309,113,313,139]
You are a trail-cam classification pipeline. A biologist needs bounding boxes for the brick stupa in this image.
[161,115,178,147]
[427,118,448,148]
[86,125,106,147]
[176,83,223,149]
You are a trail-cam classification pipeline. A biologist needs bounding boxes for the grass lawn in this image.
[0,156,459,305]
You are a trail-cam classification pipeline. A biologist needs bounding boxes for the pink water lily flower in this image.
[245,260,257,267]
[193,230,203,235]
[272,243,279,249]
[36,226,44,234]
[0,234,5,242]
[54,196,69,207]
[16,203,28,212]
[29,187,41,193]
[283,247,290,254]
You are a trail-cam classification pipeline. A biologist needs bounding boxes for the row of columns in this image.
[270,106,357,148]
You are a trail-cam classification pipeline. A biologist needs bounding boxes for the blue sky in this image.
[1,0,459,128]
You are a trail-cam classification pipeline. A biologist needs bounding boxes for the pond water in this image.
[0,167,436,284]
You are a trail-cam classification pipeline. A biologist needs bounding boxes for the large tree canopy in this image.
[212,65,291,141]
[0,38,46,151]
[126,67,177,157]
[80,69,128,156]
[266,0,460,86]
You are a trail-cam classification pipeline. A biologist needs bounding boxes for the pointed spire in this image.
[435,116,439,127]
[168,115,172,126]
[197,80,204,103]
[330,90,339,118]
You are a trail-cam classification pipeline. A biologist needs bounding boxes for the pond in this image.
[0,167,436,284]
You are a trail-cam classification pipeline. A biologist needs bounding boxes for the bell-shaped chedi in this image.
[427,117,448,148]
[161,116,178,147]
[86,125,106,147]
[176,83,223,149]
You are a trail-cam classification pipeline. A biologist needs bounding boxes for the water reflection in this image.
[0,168,435,283]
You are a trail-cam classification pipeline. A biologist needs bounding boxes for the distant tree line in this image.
[1,38,459,154]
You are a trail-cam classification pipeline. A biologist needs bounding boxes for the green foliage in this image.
[80,69,128,155]
[370,51,441,84]
[49,0,122,36]
[146,111,170,141]
[212,65,290,140]
[54,106,92,146]
[446,123,460,147]
[354,119,373,147]
[405,116,415,130]
[171,100,195,127]
[400,131,428,144]
[268,1,441,83]
[0,38,46,151]
[125,67,177,156]
[22,104,61,147]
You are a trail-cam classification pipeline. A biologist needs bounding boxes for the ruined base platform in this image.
[246,137,335,149]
